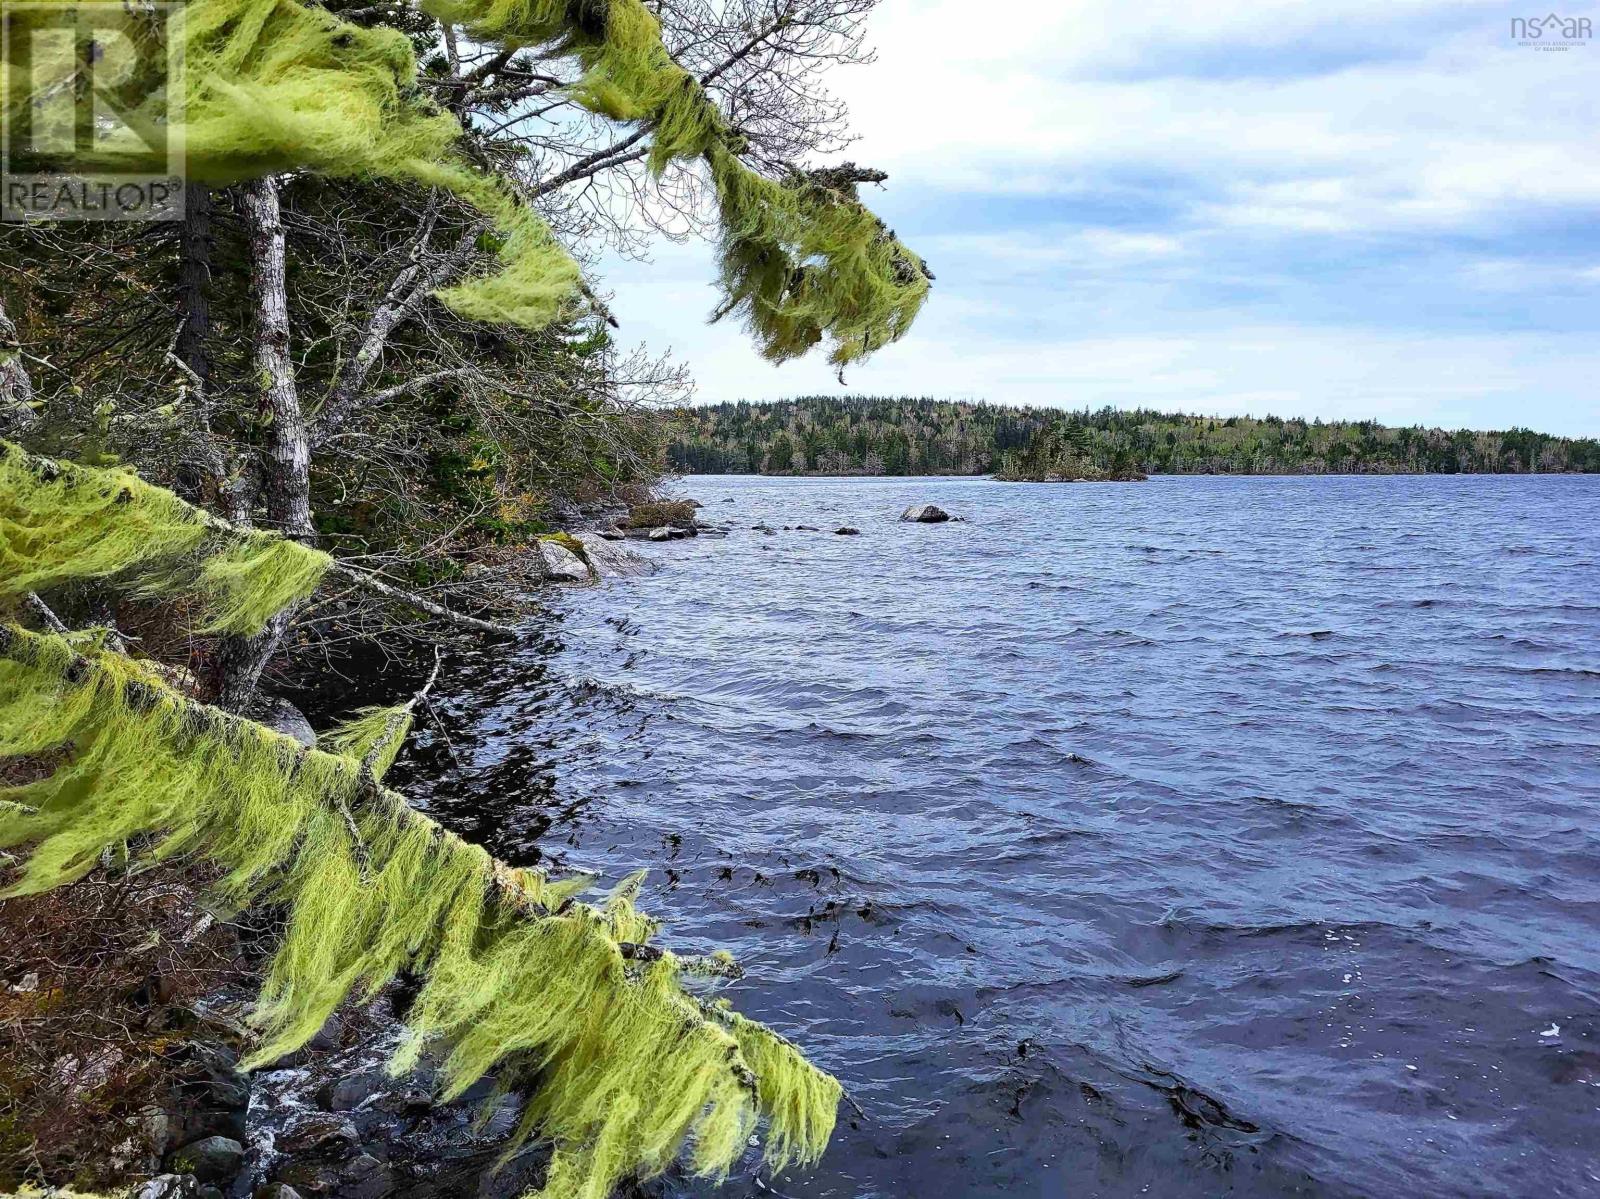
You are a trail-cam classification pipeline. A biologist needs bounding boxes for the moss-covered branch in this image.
[0,440,515,637]
[0,623,837,1197]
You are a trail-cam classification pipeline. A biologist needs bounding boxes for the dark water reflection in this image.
[392,475,1600,1199]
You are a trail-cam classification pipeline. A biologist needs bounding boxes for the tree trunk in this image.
[176,182,213,389]
[0,292,38,434]
[243,176,314,545]
[171,181,248,515]
[213,176,314,712]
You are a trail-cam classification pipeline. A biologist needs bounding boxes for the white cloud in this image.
[596,1,1600,438]
[835,1,1600,234]
[603,238,1600,435]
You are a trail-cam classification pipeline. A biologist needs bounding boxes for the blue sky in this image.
[601,0,1600,436]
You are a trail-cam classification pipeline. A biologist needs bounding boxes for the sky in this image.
[600,0,1600,436]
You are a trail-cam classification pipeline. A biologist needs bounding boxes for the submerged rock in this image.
[900,504,952,523]
[834,527,860,535]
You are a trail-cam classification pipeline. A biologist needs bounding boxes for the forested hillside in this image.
[668,397,1600,475]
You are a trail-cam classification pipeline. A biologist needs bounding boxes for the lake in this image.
[395,474,1600,1199]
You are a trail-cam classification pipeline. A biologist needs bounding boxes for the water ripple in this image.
[395,475,1600,1199]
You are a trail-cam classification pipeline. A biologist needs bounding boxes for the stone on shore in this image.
[538,539,591,582]
[900,504,951,523]
[573,532,655,577]
[168,1135,244,1184]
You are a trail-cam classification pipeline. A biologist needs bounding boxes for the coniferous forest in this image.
[668,397,1600,476]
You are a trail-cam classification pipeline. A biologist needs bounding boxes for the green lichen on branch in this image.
[2,0,928,364]
[0,625,841,1197]
[0,0,580,330]
[427,0,931,365]
[322,703,416,779]
[0,440,332,633]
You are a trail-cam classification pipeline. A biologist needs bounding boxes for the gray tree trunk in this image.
[213,176,315,711]
[0,292,38,434]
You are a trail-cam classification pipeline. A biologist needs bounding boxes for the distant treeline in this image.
[667,397,1600,476]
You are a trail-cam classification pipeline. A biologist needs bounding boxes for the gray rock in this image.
[254,1187,303,1199]
[135,1104,172,1157]
[339,1153,394,1199]
[834,526,860,535]
[900,504,951,523]
[573,532,654,578]
[254,698,316,748]
[317,1069,388,1112]
[277,1112,358,1155]
[169,1135,245,1184]
[308,1011,343,1052]
[647,526,693,541]
[136,1175,202,1199]
[647,526,673,542]
[537,540,591,582]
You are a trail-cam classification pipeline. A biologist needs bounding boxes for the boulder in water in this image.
[834,527,860,535]
[900,504,951,523]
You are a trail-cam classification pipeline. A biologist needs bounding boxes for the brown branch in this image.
[528,129,651,198]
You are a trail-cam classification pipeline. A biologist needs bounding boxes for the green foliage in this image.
[995,418,1145,482]
[0,440,331,633]
[5,0,929,362]
[668,398,1600,476]
[0,624,841,1198]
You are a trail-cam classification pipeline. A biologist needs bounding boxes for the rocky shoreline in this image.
[2,491,968,1199]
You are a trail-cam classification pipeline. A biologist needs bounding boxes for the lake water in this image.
[395,475,1600,1199]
